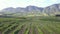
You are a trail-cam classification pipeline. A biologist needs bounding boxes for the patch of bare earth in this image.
[18,25,27,34]
[33,27,39,34]
[0,31,2,34]
[41,28,50,34]
[28,27,33,34]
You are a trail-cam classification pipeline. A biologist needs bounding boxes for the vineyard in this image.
[0,16,60,34]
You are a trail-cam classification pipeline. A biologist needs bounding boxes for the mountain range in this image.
[0,3,60,17]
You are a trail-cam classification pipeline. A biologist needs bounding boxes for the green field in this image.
[0,16,60,34]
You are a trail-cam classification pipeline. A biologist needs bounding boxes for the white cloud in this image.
[32,0,46,2]
[0,0,60,10]
[51,0,57,2]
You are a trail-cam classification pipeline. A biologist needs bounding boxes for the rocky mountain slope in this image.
[0,4,60,16]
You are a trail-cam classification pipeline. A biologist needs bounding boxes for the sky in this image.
[0,0,60,10]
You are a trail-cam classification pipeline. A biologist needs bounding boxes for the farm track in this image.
[33,27,39,34]
[29,27,33,34]
[0,31,2,34]
[18,25,27,34]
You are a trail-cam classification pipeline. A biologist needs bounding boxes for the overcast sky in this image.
[0,0,60,10]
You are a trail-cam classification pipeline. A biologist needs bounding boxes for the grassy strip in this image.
[24,27,29,34]
[2,23,17,34]
[36,26,43,34]
[11,23,26,34]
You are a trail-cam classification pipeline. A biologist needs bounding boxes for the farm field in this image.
[0,16,60,34]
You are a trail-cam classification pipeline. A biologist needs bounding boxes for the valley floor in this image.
[0,16,60,34]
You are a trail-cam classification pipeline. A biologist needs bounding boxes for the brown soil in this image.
[18,25,26,34]
[41,28,50,34]
[0,31,2,34]
[28,27,33,34]
[34,27,39,34]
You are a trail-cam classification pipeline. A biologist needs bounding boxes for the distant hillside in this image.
[0,3,60,16]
